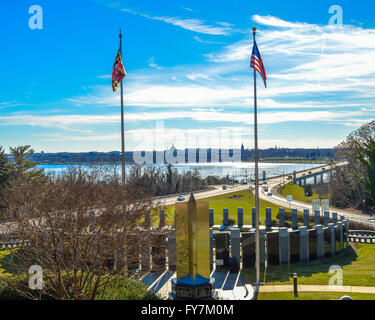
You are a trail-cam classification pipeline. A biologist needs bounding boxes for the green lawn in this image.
[160,189,302,227]
[243,243,375,287]
[278,182,320,203]
[257,291,375,300]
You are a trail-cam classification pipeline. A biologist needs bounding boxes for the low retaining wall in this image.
[348,230,375,244]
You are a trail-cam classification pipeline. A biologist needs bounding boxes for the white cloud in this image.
[148,57,162,70]
[122,8,234,35]
[193,36,228,45]
[0,108,367,129]
[37,128,343,150]
[97,74,112,79]
[181,6,194,12]
[204,15,375,102]
[252,15,308,29]
[0,101,19,109]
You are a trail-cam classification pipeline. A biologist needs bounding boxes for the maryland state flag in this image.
[112,49,126,92]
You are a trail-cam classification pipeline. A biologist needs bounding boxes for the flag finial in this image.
[252,27,256,32]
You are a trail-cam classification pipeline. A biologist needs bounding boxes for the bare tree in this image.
[0,164,163,300]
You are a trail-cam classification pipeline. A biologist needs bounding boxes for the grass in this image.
[257,291,375,300]
[160,189,302,227]
[0,249,18,276]
[278,182,320,203]
[243,243,375,287]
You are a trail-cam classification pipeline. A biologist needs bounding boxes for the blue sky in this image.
[1,0,375,152]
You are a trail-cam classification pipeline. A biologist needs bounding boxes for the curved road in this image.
[159,162,375,227]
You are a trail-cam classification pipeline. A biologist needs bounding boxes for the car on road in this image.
[322,168,326,171]
[267,192,273,196]
[222,186,227,190]
[177,195,185,201]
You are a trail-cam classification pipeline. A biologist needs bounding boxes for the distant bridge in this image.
[292,162,347,186]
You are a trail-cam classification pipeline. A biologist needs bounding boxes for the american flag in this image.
[250,40,267,88]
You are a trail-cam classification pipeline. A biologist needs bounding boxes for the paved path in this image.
[259,284,375,294]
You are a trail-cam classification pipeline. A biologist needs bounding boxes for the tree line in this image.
[329,121,375,212]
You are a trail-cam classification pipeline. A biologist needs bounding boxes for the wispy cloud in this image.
[121,8,234,35]
[0,108,368,128]
[148,57,162,70]
[205,15,375,100]
[96,74,112,79]
[193,36,229,45]
[180,6,194,12]
[252,15,308,29]
[0,101,20,109]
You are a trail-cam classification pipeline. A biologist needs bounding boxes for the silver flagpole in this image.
[119,29,126,184]
[252,27,261,286]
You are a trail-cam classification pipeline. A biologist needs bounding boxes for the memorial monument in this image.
[170,194,216,300]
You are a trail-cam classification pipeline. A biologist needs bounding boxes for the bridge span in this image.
[292,162,347,186]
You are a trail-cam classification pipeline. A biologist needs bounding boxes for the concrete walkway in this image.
[258,284,375,294]
[142,270,252,299]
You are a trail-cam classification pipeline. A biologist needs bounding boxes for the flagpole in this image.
[252,27,261,286]
[119,29,126,184]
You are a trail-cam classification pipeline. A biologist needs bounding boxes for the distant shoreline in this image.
[35,160,331,166]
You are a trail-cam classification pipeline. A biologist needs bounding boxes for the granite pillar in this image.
[337,221,344,251]
[223,208,229,226]
[215,232,230,270]
[279,228,289,265]
[230,229,241,264]
[209,208,214,227]
[267,231,280,266]
[279,208,285,228]
[303,209,310,228]
[332,212,338,224]
[323,211,329,227]
[292,209,298,230]
[242,232,255,268]
[329,223,335,257]
[266,208,272,230]
[237,208,243,228]
[314,210,320,225]
[289,229,300,264]
[299,226,308,263]
[315,225,324,260]
[308,228,317,261]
